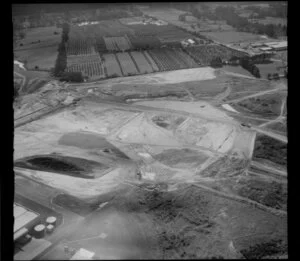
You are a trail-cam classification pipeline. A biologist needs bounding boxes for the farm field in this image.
[148,49,197,71]
[66,38,97,56]
[143,51,160,72]
[200,31,262,44]
[67,61,106,80]
[116,52,139,76]
[67,54,102,65]
[13,66,50,94]
[130,51,154,74]
[104,36,132,51]
[14,45,58,71]
[103,53,123,77]
[186,44,247,65]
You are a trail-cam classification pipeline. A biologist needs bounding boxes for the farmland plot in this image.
[104,37,118,51]
[148,49,177,71]
[67,54,102,65]
[169,49,199,68]
[66,61,106,79]
[116,52,139,76]
[104,36,132,51]
[130,51,153,74]
[66,38,96,55]
[148,49,195,71]
[103,54,123,77]
[143,51,159,72]
[186,45,246,65]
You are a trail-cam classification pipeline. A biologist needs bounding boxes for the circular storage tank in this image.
[46,216,57,226]
[46,224,54,234]
[34,224,46,238]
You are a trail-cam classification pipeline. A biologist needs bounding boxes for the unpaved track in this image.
[225,87,284,104]
[251,161,287,176]
[14,71,26,93]
[258,98,286,128]
[189,183,287,218]
[251,126,287,143]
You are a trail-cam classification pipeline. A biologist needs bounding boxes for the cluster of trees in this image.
[240,239,287,259]
[214,6,287,38]
[53,23,69,77]
[53,22,82,82]
[240,58,261,78]
[210,57,223,68]
[246,3,287,19]
[60,72,83,82]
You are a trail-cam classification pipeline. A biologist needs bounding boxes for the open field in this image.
[236,176,287,211]
[184,75,230,100]
[229,92,286,119]
[253,134,287,168]
[14,26,61,51]
[109,83,188,100]
[256,61,286,79]
[13,67,50,94]
[222,65,254,77]
[15,45,58,71]
[264,121,286,135]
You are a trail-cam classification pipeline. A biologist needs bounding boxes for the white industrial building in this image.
[14,203,40,241]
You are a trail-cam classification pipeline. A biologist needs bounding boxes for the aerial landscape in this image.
[13,2,287,260]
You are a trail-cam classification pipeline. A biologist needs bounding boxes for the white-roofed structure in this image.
[14,203,40,241]
[70,248,95,260]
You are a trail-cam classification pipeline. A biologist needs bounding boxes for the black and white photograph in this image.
[12,2,287,260]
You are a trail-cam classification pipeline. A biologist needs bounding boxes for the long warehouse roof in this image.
[14,203,39,233]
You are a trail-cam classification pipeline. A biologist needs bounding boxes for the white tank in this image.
[34,224,45,238]
[46,224,54,233]
[46,216,57,226]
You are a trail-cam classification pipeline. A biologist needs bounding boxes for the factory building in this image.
[14,203,40,241]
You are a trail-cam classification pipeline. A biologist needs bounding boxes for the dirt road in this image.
[14,71,26,93]
[251,126,287,143]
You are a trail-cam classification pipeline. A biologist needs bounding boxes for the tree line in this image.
[214,6,286,39]
[53,22,83,82]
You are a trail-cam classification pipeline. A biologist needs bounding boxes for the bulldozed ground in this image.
[14,65,287,259]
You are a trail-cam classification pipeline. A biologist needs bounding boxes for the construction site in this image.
[13,64,287,260]
[13,3,287,260]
